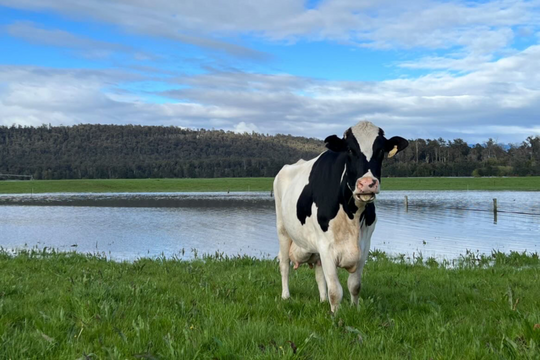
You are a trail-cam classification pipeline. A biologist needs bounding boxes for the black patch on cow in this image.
[324,135,347,152]
[296,150,359,232]
[385,136,409,154]
[360,202,376,227]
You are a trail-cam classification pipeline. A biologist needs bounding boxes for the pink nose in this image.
[356,178,379,193]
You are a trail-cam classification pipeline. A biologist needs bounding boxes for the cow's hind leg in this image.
[278,229,292,299]
[291,248,326,302]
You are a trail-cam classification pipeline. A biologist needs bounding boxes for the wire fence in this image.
[408,205,540,217]
[403,195,540,217]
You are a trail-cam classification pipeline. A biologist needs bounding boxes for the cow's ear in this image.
[324,135,347,152]
[385,136,409,158]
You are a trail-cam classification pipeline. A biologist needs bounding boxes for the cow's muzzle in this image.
[355,193,376,202]
[354,177,379,202]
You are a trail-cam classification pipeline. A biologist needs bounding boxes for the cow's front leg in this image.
[349,220,375,305]
[348,249,371,305]
[314,261,327,302]
[347,262,364,305]
[347,226,375,305]
[320,252,342,313]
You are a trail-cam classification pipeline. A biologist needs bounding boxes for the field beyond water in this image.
[1,176,540,194]
[1,251,539,359]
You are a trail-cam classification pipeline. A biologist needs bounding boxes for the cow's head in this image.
[324,121,408,203]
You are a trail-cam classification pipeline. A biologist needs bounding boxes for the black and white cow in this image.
[273,121,408,313]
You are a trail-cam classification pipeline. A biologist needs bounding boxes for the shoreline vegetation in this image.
[1,176,540,194]
[1,249,539,359]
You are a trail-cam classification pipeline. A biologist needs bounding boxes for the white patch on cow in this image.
[361,169,376,181]
[349,121,380,162]
[340,164,346,183]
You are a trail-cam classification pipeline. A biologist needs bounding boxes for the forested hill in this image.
[0,124,324,179]
[0,124,539,180]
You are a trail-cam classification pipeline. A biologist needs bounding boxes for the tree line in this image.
[0,124,539,180]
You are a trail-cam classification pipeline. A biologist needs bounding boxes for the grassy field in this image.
[1,250,539,359]
[0,178,273,194]
[1,176,539,194]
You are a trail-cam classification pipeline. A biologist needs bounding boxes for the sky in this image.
[1,0,540,144]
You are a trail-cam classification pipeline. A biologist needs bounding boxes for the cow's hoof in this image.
[330,307,339,315]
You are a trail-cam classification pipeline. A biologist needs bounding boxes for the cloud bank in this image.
[0,0,539,143]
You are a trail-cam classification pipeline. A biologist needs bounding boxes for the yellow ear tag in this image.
[388,145,398,158]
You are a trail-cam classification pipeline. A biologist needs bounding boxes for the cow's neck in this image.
[339,169,361,219]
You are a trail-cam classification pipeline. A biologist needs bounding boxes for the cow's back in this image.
[274,158,311,197]
[274,156,321,251]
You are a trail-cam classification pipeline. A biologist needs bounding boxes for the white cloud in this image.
[6,22,126,51]
[1,43,540,143]
[1,0,538,63]
[233,121,260,133]
[3,21,160,61]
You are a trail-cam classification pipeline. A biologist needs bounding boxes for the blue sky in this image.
[1,0,539,143]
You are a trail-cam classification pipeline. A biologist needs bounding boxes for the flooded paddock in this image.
[0,191,538,261]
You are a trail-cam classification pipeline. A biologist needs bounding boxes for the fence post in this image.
[405,195,409,212]
[493,198,498,224]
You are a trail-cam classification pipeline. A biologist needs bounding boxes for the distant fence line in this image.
[0,174,34,180]
[404,196,540,219]
[434,207,540,217]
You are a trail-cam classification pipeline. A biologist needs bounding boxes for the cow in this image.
[273,121,408,313]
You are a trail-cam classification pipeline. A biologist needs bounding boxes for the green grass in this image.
[1,176,540,194]
[1,250,539,359]
[0,178,273,194]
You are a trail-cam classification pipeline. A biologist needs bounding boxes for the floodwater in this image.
[0,191,538,261]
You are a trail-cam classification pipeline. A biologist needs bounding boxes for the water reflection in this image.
[0,191,538,261]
